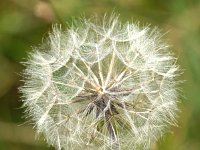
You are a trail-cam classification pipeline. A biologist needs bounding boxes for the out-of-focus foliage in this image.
[0,0,199,150]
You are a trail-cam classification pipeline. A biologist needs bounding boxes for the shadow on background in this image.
[0,0,200,149]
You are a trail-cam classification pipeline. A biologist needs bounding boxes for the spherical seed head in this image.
[20,15,180,150]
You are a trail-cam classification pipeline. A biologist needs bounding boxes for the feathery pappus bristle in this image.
[20,14,180,150]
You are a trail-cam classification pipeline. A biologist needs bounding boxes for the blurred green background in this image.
[0,0,199,150]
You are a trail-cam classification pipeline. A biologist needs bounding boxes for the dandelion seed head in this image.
[20,15,180,150]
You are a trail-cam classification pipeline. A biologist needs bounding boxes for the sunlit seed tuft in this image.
[20,14,180,150]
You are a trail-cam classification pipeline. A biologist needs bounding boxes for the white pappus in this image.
[20,14,180,150]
